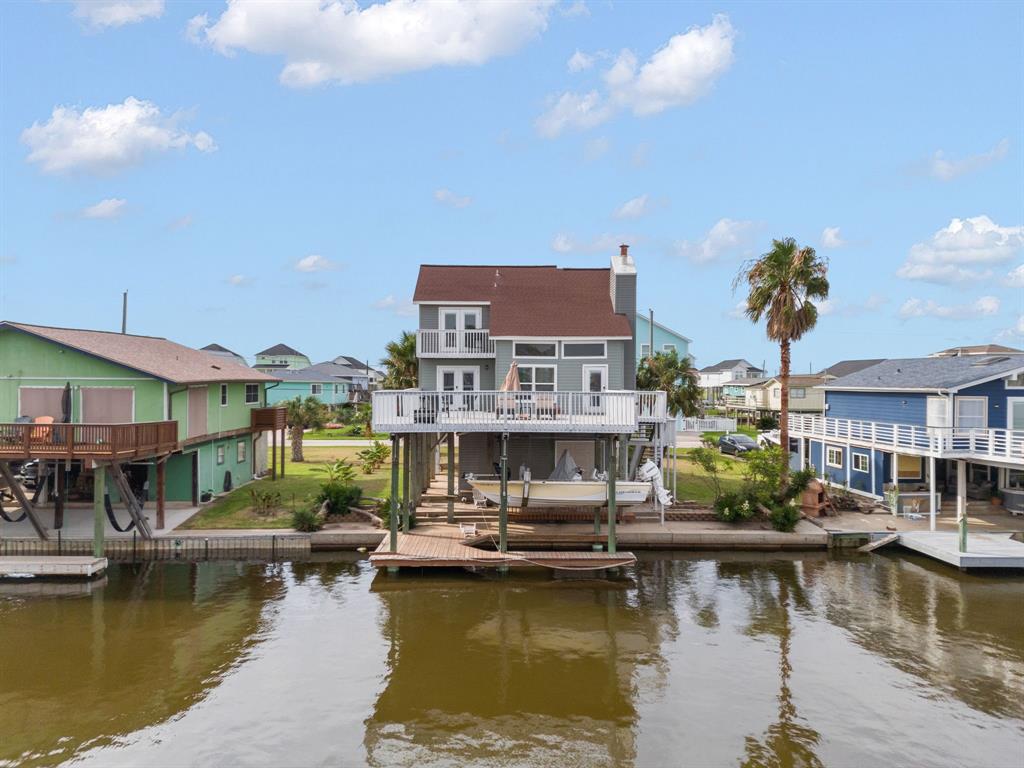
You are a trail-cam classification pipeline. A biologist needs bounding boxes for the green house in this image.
[0,322,282,517]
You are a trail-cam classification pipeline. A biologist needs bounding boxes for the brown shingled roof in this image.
[414,265,632,337]
[2,322,277,384]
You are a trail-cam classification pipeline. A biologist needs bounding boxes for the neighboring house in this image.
[635,313,692,366]
[305,360,375,400]
[201,343,248,366]
[0,322,281,510]
[721,377,769,410]
[266,369,353,407]
[253,344,311,372]
[817,359,885,378]
[332,355,384,388]
[930,344,1023,358]
[698,359,765,401]
[788,353,1024,516]
[763,374,829,414]
[372,246,671,500]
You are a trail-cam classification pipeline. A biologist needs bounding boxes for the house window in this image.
[311,384,323,396]
[1006,469,1024,489]
[640,343,651,357]
[563,342,606,358]
[826,446,843,468]
[1006,372,1024,388]
[969,463,990,485]
[244,383,260,405]
[220,384,228,406]
[237,440,247,463]
[790,387,806,399]
[662,343,677,354]
[514,341,557,358]
[216,445,225,465]
[955,397,987,430]
[519,365,556,392]
[898,454,922,479]
[927,396,949,428]
[852,452,869,473]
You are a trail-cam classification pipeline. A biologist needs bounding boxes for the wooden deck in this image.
[0,555,107,579]
[898,532,1024,570]
[369,523,636,570]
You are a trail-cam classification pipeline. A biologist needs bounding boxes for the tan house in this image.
[763,374,828,414]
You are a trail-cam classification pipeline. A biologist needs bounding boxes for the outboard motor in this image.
[638,459,673,506]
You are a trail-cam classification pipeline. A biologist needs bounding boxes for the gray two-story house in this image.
[373,246,670,511]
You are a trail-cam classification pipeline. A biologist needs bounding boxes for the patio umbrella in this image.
[500,361,520,391]
[60,382,72,423]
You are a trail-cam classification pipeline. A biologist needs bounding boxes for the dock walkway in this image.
[0,555,107,579]
[898,532,1024,570]
[369,523,636,570]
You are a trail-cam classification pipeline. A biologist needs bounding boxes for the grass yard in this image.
[699,424,759,446]
[303,428,390,440]
[179,445,398,530]
[670,448,747,504]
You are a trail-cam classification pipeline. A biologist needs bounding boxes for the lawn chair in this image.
[459,522,478,537]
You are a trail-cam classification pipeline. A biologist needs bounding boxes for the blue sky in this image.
[1,0,1021,374]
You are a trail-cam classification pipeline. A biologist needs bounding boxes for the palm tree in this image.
[381,331,418,390]
[736,238,829,480]
[637,350,702,417]
[285,396,329,462]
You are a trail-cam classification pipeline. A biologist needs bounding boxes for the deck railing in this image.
[0,421,178,460]
[416,329,495,358]
[788,414,1024,462]
[373,389,666,433]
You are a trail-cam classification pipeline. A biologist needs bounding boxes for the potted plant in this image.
[990,488,1003,507]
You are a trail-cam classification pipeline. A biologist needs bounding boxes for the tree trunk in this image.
[779,339,791,482]
[291,425,304,462]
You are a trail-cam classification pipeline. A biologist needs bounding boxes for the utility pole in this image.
[121,291,128,334]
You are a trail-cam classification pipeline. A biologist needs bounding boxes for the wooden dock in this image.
[0,556,107,579]
[897,532,1024,570]
[369,523,636,570]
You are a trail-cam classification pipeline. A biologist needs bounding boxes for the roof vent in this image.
[972,356,1011,366]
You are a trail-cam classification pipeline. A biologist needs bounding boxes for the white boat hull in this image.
[468,479,651,507]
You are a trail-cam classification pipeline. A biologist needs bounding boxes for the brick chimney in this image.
[610,244,638,388]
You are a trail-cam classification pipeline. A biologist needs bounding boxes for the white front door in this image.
[582,364,607,413]
[438,367,479,410]
[440,308,481,353]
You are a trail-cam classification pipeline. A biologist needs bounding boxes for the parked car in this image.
[19,460,39,488]
[718,434,760,456]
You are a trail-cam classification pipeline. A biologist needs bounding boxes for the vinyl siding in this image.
[418,305,490,331]
[493,339,626,391]
[419,359,496,392]
[956,378,1012,428]
[826,391,928,427]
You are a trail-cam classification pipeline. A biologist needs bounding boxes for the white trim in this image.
[436,365,481,392]
[821,386,946,393]
[662,343,677,353]
[244,382,261,406]
[954,396,988,429]
[926,395,951,428]
[310,383,324,396]
[492,335,631,341]
[852,451,870,473]
[825,445,844,468]
[513,339,559,358]
[516,363,557,392]
[562,341,607,359]
[219,383,229,407]
[439,306,483,331]
[1005,372,1024,389]
[581,364,609,393]
[1006,397,1024,430]
[948,365,1024,392]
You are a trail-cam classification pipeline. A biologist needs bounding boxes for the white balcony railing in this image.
[788,414,1024,463]
[416,329,495,358]
[373,389,666,434]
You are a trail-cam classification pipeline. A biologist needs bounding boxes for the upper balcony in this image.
[416,329,495,358]
[788,414,1024,465]
[373,390,667,434]
[0,421,178,461]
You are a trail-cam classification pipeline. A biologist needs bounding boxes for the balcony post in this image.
[446,433,455,524]
[156,459,166,530]
[928,455,936,532]
[93,463,105,558]
[389,434,399,553]
[498,432,508,555]
[956,459,967,553]
[402,436,411,533]
[607,436,618,555]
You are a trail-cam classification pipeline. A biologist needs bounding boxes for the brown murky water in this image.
[1,552,1022,767]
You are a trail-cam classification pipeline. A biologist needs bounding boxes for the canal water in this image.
[1,553,1022,768]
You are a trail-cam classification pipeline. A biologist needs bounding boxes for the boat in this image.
[467,478,651,507]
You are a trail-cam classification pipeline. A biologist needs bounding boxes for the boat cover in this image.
[549,449,583,481]
[638,459,673,505]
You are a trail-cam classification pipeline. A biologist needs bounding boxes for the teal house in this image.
[635,313,692,365]
[266,369,352,408]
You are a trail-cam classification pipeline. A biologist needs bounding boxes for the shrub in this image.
[292,506,323,532]
[357,441,391,474]
[249,488,282,516]
[784,467,815,501]
[316,481,363,514]
[377,497,417,530]
[316,458,357,485]
[756,414,779,430]
[767,500,801,532]
[689,446,724,500]
[714,491,757,523]
[744,446,786,501]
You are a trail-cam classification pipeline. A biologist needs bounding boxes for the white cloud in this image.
[567,50,594,73]
[929,138,1010,181]
[434,188,472,208]
[191,0,554,87]
[81,198,126,219]
[897,215,1024,284]
[21,97,215,175]
[294,254,338,272]
[1004,264,1024,288]
[818,294,887,317]
[536,15,735,137]
[72,0,163,30]
[898,295,1000,320]
[561,1,589,17]
[550,232,621,254]
[227,274,249,286]
[674,218,755,264]
[726,301,746,320]
[997,315,1024,341]
[374,294,416,316]
[583,136,610,162]
[613,194,649,219]
[821,226,846,249]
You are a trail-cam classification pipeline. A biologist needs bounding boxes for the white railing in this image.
[680,416,737,432]
[373,389,665,433]
[788,414,1024,463]
[416,329,495,357]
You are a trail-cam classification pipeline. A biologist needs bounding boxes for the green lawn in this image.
[670,448,747,504]
[179,445,398,529]
[303,428,389,441]
[699,424,759,445]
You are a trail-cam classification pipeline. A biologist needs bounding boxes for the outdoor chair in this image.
[459,522,478,537]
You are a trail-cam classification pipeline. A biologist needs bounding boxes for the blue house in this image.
[635,313,692,365]
[266,369,352,408]
[788,354,1024,523]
